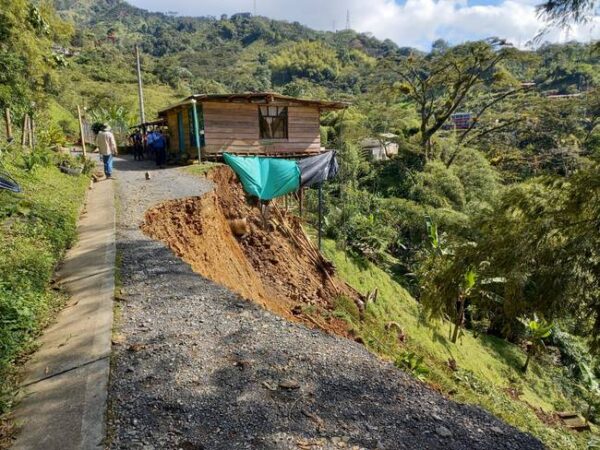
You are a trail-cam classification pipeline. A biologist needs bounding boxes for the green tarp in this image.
[223,153,301,201]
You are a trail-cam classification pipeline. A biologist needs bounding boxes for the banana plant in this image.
[451,266,477,343]
[520,316,553,373]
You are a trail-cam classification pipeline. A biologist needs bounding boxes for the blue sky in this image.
[128,0,599,49]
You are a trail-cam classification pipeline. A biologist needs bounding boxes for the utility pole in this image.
[135,44,146,126]
[346,10,351,30]
[253,0,256,16]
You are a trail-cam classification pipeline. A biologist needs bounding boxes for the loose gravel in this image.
[107,155,544,450]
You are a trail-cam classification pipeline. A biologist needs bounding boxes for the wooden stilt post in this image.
[77,105,87,157]
[4,108,13,143]
[21,114,29,147]
[299,188,304,218]
[318,183,323,251]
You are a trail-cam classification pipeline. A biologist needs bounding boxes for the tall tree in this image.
[390,39,522,159]
[537,0,599,28]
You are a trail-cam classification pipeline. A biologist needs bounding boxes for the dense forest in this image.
[0,0,599,448]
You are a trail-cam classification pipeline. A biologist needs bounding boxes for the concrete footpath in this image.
[11,178,116,450]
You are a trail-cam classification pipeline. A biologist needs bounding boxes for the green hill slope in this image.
[322,239,591,450]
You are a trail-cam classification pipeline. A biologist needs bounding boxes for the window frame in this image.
[258,105,289,140]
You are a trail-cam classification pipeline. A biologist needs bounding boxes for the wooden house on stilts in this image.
[157,92,347,161]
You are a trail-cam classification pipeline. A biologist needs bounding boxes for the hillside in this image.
[0,0,599,448]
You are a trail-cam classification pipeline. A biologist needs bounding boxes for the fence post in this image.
[77,105,87,157]
[21,114,29,147]
[30,119,35,149]
[4,108,13,142]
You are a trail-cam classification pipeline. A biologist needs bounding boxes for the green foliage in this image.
[0,148,89,413]
[521,316,553,372]
[270,41,340,84]
[395,351,429,381]
[409,161,466,210]
[21,149,52,172]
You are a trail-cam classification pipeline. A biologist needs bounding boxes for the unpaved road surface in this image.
[107,156,543,450]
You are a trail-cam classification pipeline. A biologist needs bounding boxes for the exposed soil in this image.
[142,166,359,337]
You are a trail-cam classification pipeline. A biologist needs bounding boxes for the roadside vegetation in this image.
[0,146,90,413]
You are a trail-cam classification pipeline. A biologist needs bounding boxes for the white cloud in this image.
[127,0,600,49]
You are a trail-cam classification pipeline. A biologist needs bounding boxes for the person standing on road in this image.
[150,130,167,168]
[95,124,118,179]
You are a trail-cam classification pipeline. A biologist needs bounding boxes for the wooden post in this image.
[77,105,87,157]
[135,44,146,125]
[298,188,304,218]
[318,183,323,251]
[4,108,13,142]
[30,118,35,149]
[21,114,29,147]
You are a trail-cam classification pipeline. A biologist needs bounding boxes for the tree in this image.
[389,39,523,159]
[418,218,480,343]
[537,0,599,28]
[270,41,340,84]
[450,161,600,350]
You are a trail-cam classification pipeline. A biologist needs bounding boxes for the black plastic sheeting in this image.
[297,151,339,188]
[0,171,21,193]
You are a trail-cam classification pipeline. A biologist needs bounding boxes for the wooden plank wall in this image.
[166,111,179,152]
[202,101,323,157]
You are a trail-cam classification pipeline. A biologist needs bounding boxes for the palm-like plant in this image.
[520,316,553,373]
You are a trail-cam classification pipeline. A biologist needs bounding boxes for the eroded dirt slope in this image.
[142,166,359,336]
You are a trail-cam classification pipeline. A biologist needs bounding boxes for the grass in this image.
[183,161,223,177]
[0,147,89,414]
[322,238,595,450]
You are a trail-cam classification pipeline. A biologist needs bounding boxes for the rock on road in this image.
[107,155,544,450]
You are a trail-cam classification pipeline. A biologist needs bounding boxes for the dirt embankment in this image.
[142,166,361,336]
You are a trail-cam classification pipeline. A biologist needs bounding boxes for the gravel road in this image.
[107,155,544,450]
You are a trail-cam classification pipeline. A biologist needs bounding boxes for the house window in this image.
[259,106,288,139]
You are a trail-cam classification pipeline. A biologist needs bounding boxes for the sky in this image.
[127,0,600,50]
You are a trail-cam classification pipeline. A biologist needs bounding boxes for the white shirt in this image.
[95,131,117,156]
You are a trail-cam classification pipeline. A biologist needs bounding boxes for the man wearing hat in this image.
[95,124,118,179]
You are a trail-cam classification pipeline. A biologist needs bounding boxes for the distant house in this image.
[361,133,399,161]
[157,92,347,160]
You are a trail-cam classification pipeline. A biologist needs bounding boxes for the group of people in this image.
[129,129,168,168]
[94,124,170,180]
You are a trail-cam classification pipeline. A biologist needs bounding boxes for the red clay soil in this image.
[141,166,362,337]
